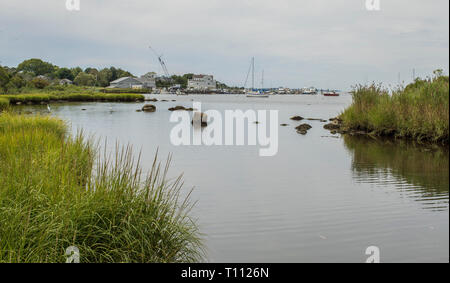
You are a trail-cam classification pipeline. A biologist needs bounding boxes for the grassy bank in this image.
[1,92,145,104]
[0,113,203,263]
[0,98,8,111]
[340,73,449,144]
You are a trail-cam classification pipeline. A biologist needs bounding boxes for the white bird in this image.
[109,107,114,113]
[47,104,51,113]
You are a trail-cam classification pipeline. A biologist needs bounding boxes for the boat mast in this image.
[252,57,255,90]
[262,69,264,90]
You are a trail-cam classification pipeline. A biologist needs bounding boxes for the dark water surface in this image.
[23,94,449,262]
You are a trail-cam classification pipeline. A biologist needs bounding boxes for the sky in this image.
[0,0,448,90]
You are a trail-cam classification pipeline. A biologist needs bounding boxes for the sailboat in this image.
[246,57,269,98]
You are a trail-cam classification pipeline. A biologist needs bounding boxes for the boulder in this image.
[295,123,312,134]
[141,104,156,112]
[192,112,208,127]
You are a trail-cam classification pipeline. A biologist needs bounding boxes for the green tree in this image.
[74,72,96,86]
[56,68,74,80]
[98,68,113,87]
[71,67,83,79]
[31,77,50,89]
[6,75,26,89]
[17,59,55,76]
[0,66,10,91]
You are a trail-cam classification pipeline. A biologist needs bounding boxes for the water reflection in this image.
[344,135,449,211]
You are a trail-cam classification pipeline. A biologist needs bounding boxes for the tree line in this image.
[0,58,134,92]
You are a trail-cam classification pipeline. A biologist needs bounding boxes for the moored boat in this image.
[323,91,340,96]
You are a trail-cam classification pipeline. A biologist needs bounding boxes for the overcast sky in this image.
[0,0,448,89]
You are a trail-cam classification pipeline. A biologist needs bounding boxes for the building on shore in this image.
[59,79,73,85]
[136,72,157,89]
[109,74,156,89]
[187,74,216,90]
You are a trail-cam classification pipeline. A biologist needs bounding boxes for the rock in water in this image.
[192,112,208,127]
[295,123,312,134]
[290,116,304,121]
[141,104,156,112]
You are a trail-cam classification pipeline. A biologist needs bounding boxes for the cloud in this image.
[0,0,448,89]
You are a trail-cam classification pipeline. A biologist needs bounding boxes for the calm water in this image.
[22,94,449,262]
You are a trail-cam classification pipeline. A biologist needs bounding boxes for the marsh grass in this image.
[2,92,144,104]
[0,113,203,263]
[341,74,449,144]
[0,98,9,111]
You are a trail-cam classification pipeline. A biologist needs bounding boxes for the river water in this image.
[22,94,449,262]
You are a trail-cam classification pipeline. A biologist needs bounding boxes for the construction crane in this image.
[149,45,170,78]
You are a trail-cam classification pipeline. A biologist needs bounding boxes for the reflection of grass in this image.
[343,135,449,197]
[0,113,203,263]
[341,73,449,143]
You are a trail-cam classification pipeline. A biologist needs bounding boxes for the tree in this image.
[31,77,50,89]
[98,68,113,87]
[17,59,55,76]
[74,72,96,86]
[6,75,26,89]
[0,66,10,91]
[55,68,74,80]
[71,67,83,79]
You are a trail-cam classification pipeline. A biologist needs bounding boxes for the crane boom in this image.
[149,45,170,78]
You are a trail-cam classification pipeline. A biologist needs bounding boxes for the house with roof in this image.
[59,79,73,85]
[109,75,156,89]
[187,74,216,90]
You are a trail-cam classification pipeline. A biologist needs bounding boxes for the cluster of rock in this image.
[323,117,343,134]
[295,123,312,135]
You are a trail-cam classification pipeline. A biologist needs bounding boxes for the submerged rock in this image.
[141,104,156,112]
[145,98,158,102]
[280,123,289,127]
[290,116,304,121]
[168,106,194,111]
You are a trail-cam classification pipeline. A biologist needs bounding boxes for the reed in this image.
[341,74,449,144]
[0,113,203,263]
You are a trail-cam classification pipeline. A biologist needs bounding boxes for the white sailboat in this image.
[246,57,269,98]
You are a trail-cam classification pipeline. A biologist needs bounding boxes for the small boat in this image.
[245,58,269,98]
[246,91,269,98]
[323,91,340,96]
[302,87,318,95]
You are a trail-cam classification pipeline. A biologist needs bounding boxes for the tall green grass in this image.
[0,113,203,263]
[341,74,449,143]
[0,98,9,111]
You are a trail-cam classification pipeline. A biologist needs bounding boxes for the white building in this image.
[188,74,216,90]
